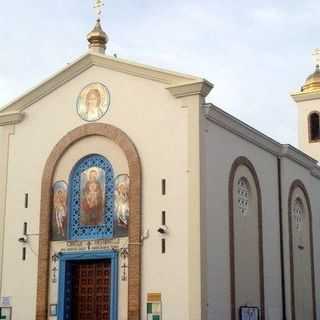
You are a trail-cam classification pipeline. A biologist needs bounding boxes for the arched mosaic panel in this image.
[68,154,114,240]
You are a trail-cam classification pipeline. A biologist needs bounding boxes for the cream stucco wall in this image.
[0,126,14,296]
[53,135,129,182]
[310,173,320,320]
[0,63,197,319]
[202,106,320,320]
[281,158,320,320]
[290,186,313,320]
[202,117,282,320]
[233,165,261,318]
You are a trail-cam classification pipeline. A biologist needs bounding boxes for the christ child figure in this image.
[81,169,104,225]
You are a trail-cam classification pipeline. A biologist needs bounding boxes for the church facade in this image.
[0,17,320,320]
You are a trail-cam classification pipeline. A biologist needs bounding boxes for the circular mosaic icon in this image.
[77,82,110,122]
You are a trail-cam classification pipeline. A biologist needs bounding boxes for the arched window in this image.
[309,112,320,141]
[68,154,114,240]
[293,198,304,232]
[237,177,249,216]
[229,158,265,320]
[288,181,316,319]
[293,197,304,249]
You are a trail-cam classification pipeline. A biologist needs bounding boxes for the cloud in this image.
[250,7,285,23]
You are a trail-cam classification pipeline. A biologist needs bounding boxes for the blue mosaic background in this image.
[68,154,114,240]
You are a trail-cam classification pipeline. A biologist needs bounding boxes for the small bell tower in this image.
[87,0,108,55]
[291,49,320,160]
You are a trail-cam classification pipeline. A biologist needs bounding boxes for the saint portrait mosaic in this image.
[114,174,130,237]
[51,181,68,241]
[77,82,110,122]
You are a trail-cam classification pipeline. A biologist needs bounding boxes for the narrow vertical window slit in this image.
[161,239,166,254]
[162,211,166,225]
[162,179,166,195]
[23,222,28,236]
[25,193,29,208]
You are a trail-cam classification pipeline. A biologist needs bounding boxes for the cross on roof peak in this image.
[94,0,104,19]
[312,48,320,67]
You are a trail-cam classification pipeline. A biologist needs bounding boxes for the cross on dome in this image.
[301,49,320,93]
[94,0,104,19]
[312,48,320,67]
[87,0,108,54]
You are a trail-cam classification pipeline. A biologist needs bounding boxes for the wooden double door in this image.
[69,260,111,320]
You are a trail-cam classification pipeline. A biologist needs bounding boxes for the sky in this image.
[0,0,319,146]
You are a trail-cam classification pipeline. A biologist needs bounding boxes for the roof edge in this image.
[204,103,320,176]
[0,52,204,114]
[167,80,213,98]
[0,112,24,126]
[291,90,320,102]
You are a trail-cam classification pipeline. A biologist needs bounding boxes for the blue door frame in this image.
[57,250,118,320]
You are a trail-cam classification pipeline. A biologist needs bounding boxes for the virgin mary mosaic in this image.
[77,82,110,122]
[80,167,105,226]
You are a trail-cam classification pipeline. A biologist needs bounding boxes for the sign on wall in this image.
[239,306,259,320]
[0,307,12,320]
[49,304,57,317]
[147,293,162,320]
[60,238,120,252]
[0,297,12,319]
[0,297,11,308]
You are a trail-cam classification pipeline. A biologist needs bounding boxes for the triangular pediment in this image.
[0,52,212,125]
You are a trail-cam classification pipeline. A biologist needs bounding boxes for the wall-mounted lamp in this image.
[18,235,28,244]
[157,225,169,234]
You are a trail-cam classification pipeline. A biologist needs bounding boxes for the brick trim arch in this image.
[288,180,316,320]
[228,156,265,320]
[35,123,142,320]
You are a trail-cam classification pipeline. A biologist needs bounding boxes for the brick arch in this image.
[288,180,316,320]
[36,123,142,320]
[228,156,265,320]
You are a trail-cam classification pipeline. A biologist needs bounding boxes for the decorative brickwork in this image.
[35,123,142,320]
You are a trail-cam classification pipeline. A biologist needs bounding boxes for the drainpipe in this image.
[277,157,287,320]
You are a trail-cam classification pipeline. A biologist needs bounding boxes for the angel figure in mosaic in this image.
[114,174,130,228]
[53,183,67,238]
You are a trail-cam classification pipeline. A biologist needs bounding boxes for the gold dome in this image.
[87,19,108,54]
[302,65,320,93]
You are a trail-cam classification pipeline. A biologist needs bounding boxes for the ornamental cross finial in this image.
[312,48,320,67]
[94,0,104,19]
